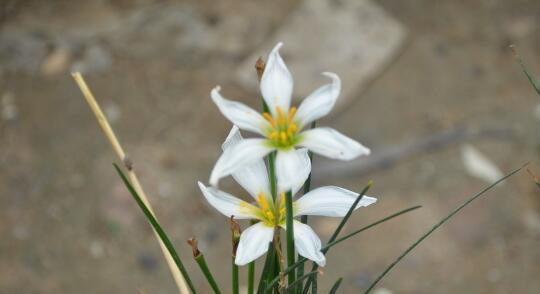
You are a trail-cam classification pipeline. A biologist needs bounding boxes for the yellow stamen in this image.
[288,107,297,121]
[258,193,270,211]
[270,131,279,140]
[262,112,276,127]
[276,107,286,125]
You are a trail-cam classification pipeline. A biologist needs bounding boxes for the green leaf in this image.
[113,163,197,294]
[329,278,343,294]
[363,163,526,294]
[511,45,540,96]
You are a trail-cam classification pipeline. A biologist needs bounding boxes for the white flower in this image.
[198,127,377,266]
[210,42,370,188]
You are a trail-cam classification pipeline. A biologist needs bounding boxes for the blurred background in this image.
[1,0,540,293]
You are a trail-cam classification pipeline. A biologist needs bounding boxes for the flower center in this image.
[255,192,288,226]
[263,106,300,149]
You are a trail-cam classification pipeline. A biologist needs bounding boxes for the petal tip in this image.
[272,42,284,53]
[321,71,339,80]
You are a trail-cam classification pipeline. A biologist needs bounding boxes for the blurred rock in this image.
[0,28,49,73]
[41,46,72,76]
[373,288,394,294]
[12,225,30,241]
[104,101,121,124]
[504,16,536,40]
[523,210,540,233]
[71,44,112,74]
[236,0,406,114]
[137,252,159,272]
[89,240,105,258]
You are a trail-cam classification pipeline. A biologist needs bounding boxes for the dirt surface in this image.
[1,0,540,293]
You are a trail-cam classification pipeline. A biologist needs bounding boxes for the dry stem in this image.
[72,72,189,294]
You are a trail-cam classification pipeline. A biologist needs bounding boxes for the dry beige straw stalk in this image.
[72,72,190,294]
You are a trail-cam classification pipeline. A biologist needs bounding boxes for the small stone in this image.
[373,288,393,294]
[41,46,72,76]
[13,226,30,240]
[1,92,18,121]
[71,44,112,74]
[137,252,159,272]
[89,241,104,258]
[104,101,121,123]
[487,268,501,283]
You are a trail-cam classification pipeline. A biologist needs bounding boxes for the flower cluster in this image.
[198,42,376,267]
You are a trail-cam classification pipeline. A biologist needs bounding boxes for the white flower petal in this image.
[222,126,271,199]
[294,186,377,217]
[197,182,256,219]
[210,138,273,186]
[260,42,293,116]
[211,86,270,136]
[295,72,341,128]
[276,148,311,194]
[299,127,370,160]
[235,222,274,266]
[290,221,325,267]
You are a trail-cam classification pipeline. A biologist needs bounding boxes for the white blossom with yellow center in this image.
[198,127,377,266]
[209,42,370,190]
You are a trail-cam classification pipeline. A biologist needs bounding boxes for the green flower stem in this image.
[194,254,221,294]
[248,260,255,294]
[113,164,197,294]
[297,121,315,292]
[246,219,257,294]
[257,150,279,292]
[232,256,239,294]
[285,190,296,289]
[256,244,275,294]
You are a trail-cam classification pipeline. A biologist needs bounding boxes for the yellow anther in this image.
[257,193,270,211]
[288,107,297,121]
[262,112,276,127]
[276,107,286,125]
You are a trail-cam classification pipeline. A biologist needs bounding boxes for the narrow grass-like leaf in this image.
[248,260,255,294]
[297,121,317,291]
[329,278,343,294]
[323,205,422,250]
[511,45,540,95]
[285,190,296,288]
[113,163,197,293]
[265,205,421,291]
[363,163,525,294]
[257,238,277,293]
